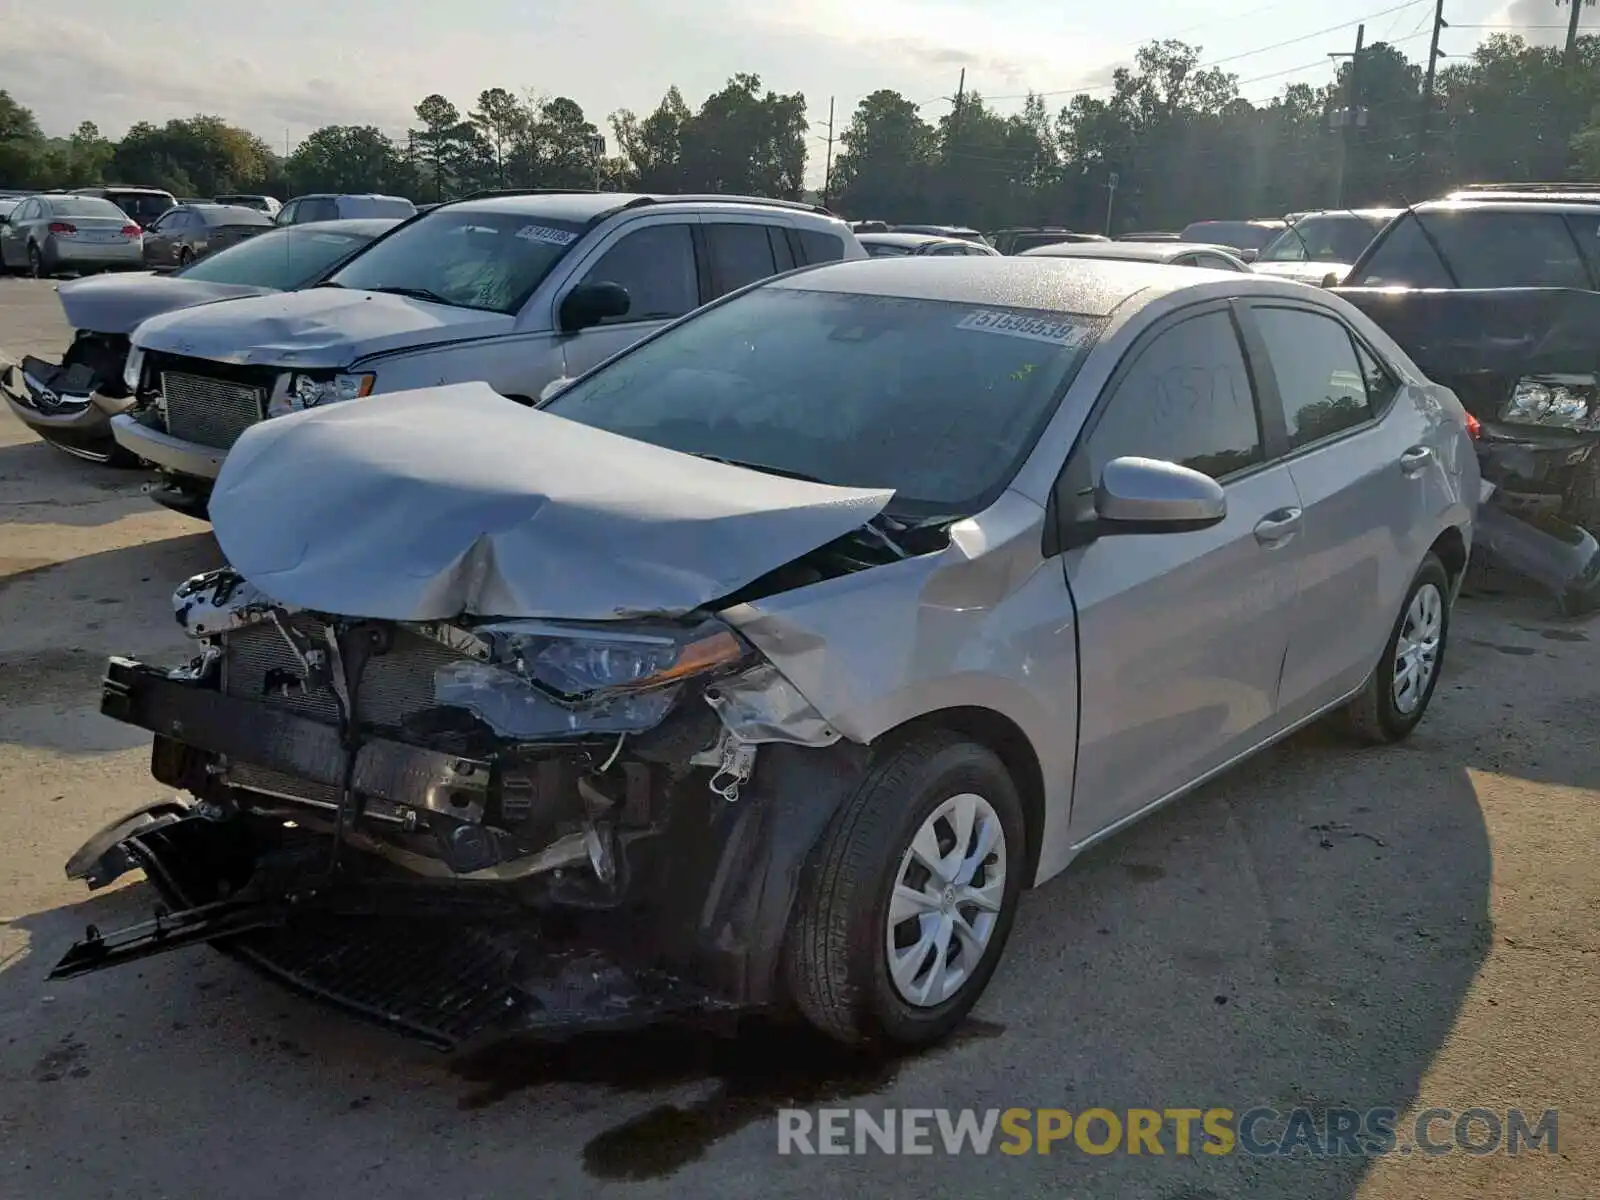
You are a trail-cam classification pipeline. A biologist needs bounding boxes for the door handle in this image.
[1399,445,1433,476]
[1253,506,1303,545]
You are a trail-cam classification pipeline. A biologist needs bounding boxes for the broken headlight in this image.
[122,345,145,393]
[1500,375,1599,431]
[268,372,375,416]
[433,618,748,739]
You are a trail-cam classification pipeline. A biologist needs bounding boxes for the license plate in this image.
[77,231,120,243]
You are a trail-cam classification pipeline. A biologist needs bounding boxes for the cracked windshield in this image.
[1,1,1597,1198]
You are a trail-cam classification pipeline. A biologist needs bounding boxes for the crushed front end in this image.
[56,567,864,1049]
[0,333,137,463]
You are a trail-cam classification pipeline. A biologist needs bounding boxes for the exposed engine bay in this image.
[51,513,948,1046]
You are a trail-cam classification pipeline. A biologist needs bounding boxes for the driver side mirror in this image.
[1320,271,1340,288]
[1240,248,1259,263]
[559,282,631,334]
[1093,457,1227,535]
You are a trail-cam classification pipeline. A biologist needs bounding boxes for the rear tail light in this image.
[1464,412,1481,440]
[48,222,77,234]
[120,225,141,238]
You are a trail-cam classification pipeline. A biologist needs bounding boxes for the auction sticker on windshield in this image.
[517,224,579,246]
[957,309,1093,347]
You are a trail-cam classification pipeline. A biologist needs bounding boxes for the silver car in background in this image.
[59,257,1477,1051]
[0,193,144,277]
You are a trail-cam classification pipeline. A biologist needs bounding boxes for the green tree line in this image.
[2,33,1597,232]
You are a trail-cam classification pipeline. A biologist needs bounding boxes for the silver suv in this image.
[110,191,865,516]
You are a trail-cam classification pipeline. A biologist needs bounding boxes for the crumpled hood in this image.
[208,382,895,621]
[130,288,514,370]
[57,271,274,336]
[1252,260,1350,285]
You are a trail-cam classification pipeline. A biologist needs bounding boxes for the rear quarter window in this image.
[794,229,846,264]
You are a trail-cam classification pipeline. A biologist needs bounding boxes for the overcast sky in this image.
[3,0,1592,186]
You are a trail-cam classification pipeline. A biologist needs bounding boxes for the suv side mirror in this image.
[559,282,631,333]
[1094,457,1226,534]
[1240,248,1259,263]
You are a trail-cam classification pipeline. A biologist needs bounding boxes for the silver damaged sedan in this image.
[56,257,1478,1051]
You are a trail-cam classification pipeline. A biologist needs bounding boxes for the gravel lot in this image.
[0,275,1594,1198]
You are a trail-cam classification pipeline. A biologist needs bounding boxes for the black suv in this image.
[1336,189,1600,611]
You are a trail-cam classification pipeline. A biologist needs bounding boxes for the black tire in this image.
[147,482,211,521]
[784,733,1026,1048]
[27,243,46,279]
[1344,553,1451,744]
[177,247,193,267]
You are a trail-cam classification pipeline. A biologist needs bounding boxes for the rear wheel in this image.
[27,243,46,279]
[177,247,193,267]
[784,733,1025,1047]
[1344,553,1450,743]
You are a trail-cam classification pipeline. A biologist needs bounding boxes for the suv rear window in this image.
[105,192,175,223]
[794,229,846,265]
[1351,210,1594,289]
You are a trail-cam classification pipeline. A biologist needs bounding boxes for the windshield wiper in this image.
[689,454,830,484]
[360,285,455,305]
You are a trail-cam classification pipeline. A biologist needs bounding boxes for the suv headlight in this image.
[1500,375,1598,431]
[269,372,375,416]
[122,346,145,393]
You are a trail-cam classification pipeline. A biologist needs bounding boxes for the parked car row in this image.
[0,188,421,278]
[5,182,1590,1056]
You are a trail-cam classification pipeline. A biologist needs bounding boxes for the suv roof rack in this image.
[619,193,838,217]
[458,188,604,200]
[1452,181,1600,194]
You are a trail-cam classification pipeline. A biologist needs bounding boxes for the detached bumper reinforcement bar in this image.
[101,657,489,807]
[49,894,288,980]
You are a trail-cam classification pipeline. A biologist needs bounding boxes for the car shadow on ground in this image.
[0,531,220,753]
[0,439,159,531]
[0,716,1495,1198]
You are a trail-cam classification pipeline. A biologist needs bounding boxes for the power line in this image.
[918,1,1432,108]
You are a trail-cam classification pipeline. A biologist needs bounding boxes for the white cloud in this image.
[1488,0,1594,48]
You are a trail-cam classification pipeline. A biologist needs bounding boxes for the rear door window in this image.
[1252,307,1374,449]
[705,222,779,297]
[1357,210,1592,288]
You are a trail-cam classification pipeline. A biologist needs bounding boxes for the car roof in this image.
[287,217,403,236]
[890,223,982,236]
[1419,196,1600,214]
[439,191,842,225]
[765,255,1237,317]
[1290,208,1402,222]
[859,231,959,248]
[1023,240,1241,264]
[1183,218,1285,230]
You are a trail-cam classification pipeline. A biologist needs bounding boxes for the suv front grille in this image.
[161,370,265,449]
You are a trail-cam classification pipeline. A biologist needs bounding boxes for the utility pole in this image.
[949,69,965,157]
[821,96,835,206]
[1328,24,1365,208]
[1419,0,1447,168]
[1565,0,1593,65]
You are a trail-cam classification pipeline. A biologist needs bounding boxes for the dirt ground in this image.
[0,275,1595,1199]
